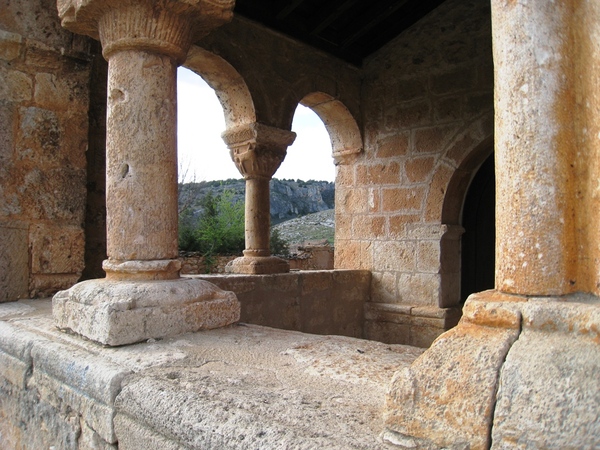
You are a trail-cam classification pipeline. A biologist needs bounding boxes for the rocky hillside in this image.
[178,178,335,224]
[272,209,335,245]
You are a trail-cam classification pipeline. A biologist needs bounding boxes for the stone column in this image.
[383,2,600,448]
[52,0,240,346]
[222,123,296,274]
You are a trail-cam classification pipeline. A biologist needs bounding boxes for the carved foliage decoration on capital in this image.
[222,123,297,180]
[57,0,235,62]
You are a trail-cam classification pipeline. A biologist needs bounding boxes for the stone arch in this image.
[183,45,256,130]
[299,92,362,162]
[433,120,494,308]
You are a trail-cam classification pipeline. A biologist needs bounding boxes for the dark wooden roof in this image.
[234,0,448,66]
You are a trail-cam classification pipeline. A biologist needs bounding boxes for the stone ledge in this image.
[0,299,424,449]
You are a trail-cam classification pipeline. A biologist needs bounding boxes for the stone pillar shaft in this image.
[244,177,271,257]
[105,50,178,265]
[493,0,581,296]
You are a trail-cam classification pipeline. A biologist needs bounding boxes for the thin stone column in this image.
[52,0,240,346]
[383,2,600,448]
[222,123,296,274]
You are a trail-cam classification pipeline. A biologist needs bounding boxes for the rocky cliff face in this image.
[178,179,335,224]
[270,179,334,223]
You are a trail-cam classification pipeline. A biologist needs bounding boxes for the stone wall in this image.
[335,0,494,345]
[288,244,334,271]
[194,270,370,338]
[179,253,238,274]
[0,0,93,300]
[0,299,420,449]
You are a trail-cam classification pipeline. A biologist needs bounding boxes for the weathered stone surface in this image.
[195,270,370,339]
[0,66,32,101]
[226,255,290,274]
[53,278,241,346]
[365,302,461,348]
[384,293,522,449]
[0,299,424,449]
[0,28,22,61]
[30,223,85,275]
[0,222,29,302]
[114,326,423,449]
[491,300,600,449]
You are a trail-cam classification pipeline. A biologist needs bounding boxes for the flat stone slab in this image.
[0,299,424,449]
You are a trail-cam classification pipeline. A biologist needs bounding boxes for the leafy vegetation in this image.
[179,190,245,255]
[178,188,291,260]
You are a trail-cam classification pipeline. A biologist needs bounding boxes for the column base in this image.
[382,290,600,449]
[52,278,241,346]
[225,256,290,274]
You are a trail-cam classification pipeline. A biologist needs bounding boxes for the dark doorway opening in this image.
[461,153,495,302]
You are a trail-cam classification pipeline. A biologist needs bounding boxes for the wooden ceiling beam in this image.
[310,0,360,36]
[341,0,410,48]
[276,0,308,21]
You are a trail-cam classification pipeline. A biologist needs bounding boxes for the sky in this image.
[177,67,335,183]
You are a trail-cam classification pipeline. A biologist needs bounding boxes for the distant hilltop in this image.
[178,178,335,224]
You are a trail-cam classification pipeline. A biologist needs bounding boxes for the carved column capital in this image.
[222,123,296,180]
[57,0,234,62]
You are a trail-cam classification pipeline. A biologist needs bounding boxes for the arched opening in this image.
[439,135,493,308]
[270,104,336,268]
[176,66,246,264]
[177,66,239,182]
[460,153,495,301]
[299,92,362,160]
[271,92,362,269]
[276,104,334,182]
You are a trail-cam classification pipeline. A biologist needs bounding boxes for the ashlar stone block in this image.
[384,301,521,449]
[0,29,23,61]
[491,300,600,449]
[0,223,29,302]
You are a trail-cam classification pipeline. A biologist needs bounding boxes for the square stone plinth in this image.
[53,278,240,346]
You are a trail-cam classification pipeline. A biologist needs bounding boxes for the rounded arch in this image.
[442,135,494,225]
[299,92,362,160]
[437,130,494,308]
[183,45,256,130]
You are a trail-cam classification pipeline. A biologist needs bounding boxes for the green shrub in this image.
[178,190,245,256]
[270,228,290,257]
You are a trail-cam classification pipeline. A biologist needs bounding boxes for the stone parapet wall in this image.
[179,253,238,274]
[0,2,94,300]
[288,244,334,271]
[192,270,370,338]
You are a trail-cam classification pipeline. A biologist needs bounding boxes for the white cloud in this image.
[177,67,335,183]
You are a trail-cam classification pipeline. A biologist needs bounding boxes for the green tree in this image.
[195,190,245,255]
[270,228,290,257]
[178,189,245,256]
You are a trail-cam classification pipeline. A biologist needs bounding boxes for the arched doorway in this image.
[460,153,495,301]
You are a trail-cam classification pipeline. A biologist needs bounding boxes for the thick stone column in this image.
[222,123,296,274]
[383,1,600,448]
[52,0,241,346]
